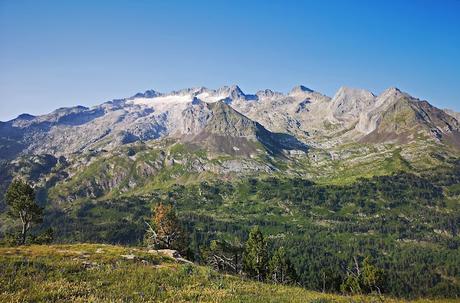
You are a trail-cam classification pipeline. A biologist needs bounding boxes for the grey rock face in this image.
[444,109,460,122]
[328,86,375,124]
[1,84,458,163]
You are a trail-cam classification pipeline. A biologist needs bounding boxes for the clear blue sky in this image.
[1,0,459,121]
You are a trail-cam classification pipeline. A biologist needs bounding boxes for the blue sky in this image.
[1,0,459,121]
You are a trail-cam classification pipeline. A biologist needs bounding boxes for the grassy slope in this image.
[2,142,459,300]
[46,138,456,204]
[0,244,454,303]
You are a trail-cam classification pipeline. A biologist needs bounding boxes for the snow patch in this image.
[196,92,229,103]
[129,95,193,106]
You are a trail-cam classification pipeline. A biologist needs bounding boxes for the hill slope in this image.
[0,244,453,303]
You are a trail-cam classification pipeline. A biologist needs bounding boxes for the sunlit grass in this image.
[0,244,456,303]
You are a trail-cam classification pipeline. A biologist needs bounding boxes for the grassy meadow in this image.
[0,244,457,303]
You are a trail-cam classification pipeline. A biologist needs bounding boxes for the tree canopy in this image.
[5,179,43,245]
[144,203,187,253]
[243,226,269,281]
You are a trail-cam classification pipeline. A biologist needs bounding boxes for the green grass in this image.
[4,140,460,300]
[46,136,460,205]
[0,244,453,303]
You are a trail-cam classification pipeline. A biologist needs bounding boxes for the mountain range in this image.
[1,84,459,158]
[1,84,459,202]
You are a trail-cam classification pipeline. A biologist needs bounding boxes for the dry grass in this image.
[0,244,456,303]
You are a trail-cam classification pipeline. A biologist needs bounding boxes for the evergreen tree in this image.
[30,228,54,244]
[243,226,268,281]
[340,256,384,295]
[362,257,384,294]
[340,274,362,294]
[268,247,297,284]
[5,179,43,245]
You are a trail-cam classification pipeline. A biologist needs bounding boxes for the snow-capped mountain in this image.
[0,84,459,162]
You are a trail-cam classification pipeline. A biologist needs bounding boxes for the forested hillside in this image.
[3,159,457,298]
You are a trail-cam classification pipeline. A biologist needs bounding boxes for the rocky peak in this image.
[205,101,256,136]
[53,105,89,114]
[131,89,161,99]
[256,89,283,99]
[360,95,460,148]
[3,83,458,163]
[192,86,208,93]
[334,86,375,99]
[330,86,375,121]
[384,86,402,94]
[444,109,460,122]
[354,88,412,135]
[14,113,36,121]
[216,85,245,99]
[376,87,407,105]
[289,85,313,95]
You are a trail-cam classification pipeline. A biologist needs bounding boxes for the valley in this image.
[1,85,459,300]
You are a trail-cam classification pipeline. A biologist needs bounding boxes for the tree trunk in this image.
[322,271,326,293]
[21,221,27,245]
[234,252,238,274]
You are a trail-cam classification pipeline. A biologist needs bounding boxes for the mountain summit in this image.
[289,85,314,95]
[0,85,458,163]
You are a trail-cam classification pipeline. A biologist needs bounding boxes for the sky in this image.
[0,0,459,121]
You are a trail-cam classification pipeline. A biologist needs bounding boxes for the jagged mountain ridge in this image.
[1,84,460,206]
[362,97,460,147]
[168,99,307,156]
[0,84,459,162]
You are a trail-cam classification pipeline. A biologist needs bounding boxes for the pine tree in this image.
[243,226,268,281]
[269,247,297,284]
[5,179,43,245]
[362,257,384,294]
[340,256,384,295]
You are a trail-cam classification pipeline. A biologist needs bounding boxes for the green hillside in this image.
[1,139,460,300]
[1,154,458,298]
[0,244,455,303]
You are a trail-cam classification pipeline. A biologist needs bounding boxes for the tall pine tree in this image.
[269,247,297,284]
[243,226,268,281]
[5,179,43,245]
